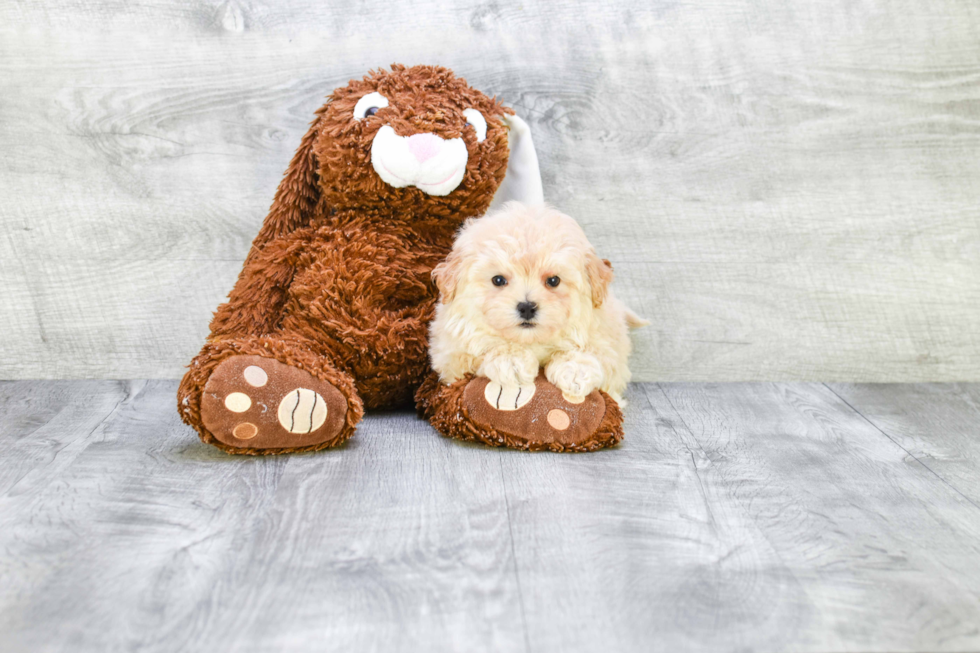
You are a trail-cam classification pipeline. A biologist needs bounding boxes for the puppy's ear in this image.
[432,250,465,304]
[585,253,614,308]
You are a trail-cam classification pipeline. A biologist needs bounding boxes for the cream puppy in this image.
[430,202,647,405]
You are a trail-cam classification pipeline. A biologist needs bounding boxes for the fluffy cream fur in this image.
[430,202,648,405]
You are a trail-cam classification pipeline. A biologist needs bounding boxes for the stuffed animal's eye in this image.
[545,276,561,288]
[354,92,389,120]
[492,275,508,287]
[463,109,487,142]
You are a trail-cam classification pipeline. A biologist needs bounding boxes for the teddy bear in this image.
[177,65,624,454]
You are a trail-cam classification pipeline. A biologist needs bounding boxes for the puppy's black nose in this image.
[517,301,538,320]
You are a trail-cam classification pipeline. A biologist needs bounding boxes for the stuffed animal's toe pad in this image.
[201,355,348,450]
[462,373,610,450]
[483,380,536,411]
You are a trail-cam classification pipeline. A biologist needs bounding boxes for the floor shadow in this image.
[169,428,358,463]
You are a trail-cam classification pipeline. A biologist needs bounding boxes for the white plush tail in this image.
[626,309,651,329]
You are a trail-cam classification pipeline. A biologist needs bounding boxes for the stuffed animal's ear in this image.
[249,107,326,250]
[489,113,544,210]
[585,253,614,308]
[432,250,465,304]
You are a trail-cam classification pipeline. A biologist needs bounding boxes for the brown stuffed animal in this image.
[177,64,623,454]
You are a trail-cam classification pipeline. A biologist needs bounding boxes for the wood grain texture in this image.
[826,382,980,507]
[3,380,980,651]
[1,0,979,380]
[0,380,526,652]
[501,382,980,651]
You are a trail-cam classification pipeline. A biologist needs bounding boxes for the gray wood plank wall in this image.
[2,0,979,381]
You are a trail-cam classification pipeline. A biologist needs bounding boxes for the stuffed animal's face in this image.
[313,65,512,221]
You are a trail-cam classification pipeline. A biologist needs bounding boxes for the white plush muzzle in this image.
[371,125,468,196]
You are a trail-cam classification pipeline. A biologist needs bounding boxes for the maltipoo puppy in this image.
[430,202,647,406]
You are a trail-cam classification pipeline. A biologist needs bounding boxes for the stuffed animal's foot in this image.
[200,355,350,452]
[416,372,623,452]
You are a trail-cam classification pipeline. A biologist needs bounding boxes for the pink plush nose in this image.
[407,133,442,163]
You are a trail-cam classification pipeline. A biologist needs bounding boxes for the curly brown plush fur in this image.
[178,65,512,454]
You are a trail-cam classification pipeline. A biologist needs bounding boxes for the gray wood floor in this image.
[1,381,979,652]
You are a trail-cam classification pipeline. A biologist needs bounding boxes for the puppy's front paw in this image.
[480,349,539,388]
[546,353,604,400]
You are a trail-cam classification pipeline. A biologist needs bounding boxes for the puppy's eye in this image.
[462,109,487,142]
[545,276,561,288]
[492,275,508,287]
[353,92,389,120]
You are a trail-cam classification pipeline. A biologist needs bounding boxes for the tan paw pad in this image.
[277,388,328,434]
[484,381,536,411]
[243,365,268,387]
[224,392,251,413]
[233,422,258,440]
[547,409,571,430]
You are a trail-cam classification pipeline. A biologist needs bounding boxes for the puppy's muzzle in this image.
[517,301,538,325]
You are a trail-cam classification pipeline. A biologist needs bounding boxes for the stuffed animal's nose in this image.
[517,301,538,320]
[407,133,442,163]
